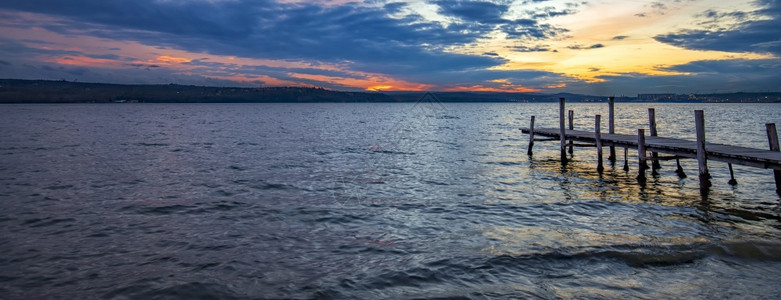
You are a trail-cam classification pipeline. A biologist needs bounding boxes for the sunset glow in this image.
[1,0,779,94]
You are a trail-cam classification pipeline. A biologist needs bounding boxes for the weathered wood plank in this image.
[520,126,781,171]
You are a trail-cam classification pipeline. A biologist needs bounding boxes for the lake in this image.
[1,102,780,298]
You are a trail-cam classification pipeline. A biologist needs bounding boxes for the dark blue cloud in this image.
[655,0,781,55]
[564,59,781,95]
[0,37,82,57]
[501,19,565,39]
[383,2,408,14]
[0,60,254,87]
[664,58,781,74]
[528,6,577,19]
[431,1,569,39]
[0,0,584,90]
[85,54,122,60]
[0,0,520,82]
[434,1,509,24]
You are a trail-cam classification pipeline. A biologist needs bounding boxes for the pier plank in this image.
[520,127,781,171]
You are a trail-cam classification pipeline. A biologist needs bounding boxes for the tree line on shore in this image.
[1,79,779,103]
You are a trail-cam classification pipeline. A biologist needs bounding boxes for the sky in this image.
[0,0,779,95]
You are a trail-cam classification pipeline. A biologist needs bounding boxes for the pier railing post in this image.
[527,116,535,156]
[595,115,603,173]
[608,96,616,162]
[648,108,661,172]
[695,110,711,183]
[637,128,647,180]
[568,110,574,155]
[559,98,567,164]
[767,123,781,194]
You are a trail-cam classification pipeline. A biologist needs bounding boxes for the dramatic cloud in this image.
[433,1,568,39]
[655,0,781,55]
[435,0,509,23]
[561,59,781,95]
[0,0,778,93]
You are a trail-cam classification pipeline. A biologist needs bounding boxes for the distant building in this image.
[637,93,675,101]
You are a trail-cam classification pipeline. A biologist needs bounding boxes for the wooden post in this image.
[675,158,687,178]
[623,147,629,171]
[638,128,647,180]
[595,115,603,173]
[559,98,567,164]
[568,110,574,155]
[728,163,737,185]
[527,116,535,156]
[648,108,661,172]
[767,123,781,194]
[608,96,616,162]
[695,110,710,180]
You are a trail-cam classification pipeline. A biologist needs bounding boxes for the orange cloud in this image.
[546,83,567,89]
[53,56,120,68]
[291,73,430,91]
[444,84,541,93]
[367,85,393,91]
[156,55,191,64]
[203,74,306,87]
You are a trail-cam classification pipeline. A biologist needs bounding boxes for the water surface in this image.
[1,102,780,298]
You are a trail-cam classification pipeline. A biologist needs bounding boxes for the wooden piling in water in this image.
[608,97,616,162]
[595,115,603,173]
[648,108,661,172]
[728,163,738,185]
[527,116,535,156]
[695,110,710,180]
[675,158,687,178]
[568,110,574,155]
[767,123,781,194]
[623,147,629,171]
[637,129,647,180]
[559,98,567,164]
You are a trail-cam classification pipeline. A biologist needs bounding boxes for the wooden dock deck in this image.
[520,127,781,171]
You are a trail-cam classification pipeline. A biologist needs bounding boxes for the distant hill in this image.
[1,79,779,103]
[0,79,393,103]
[0,79,616,103]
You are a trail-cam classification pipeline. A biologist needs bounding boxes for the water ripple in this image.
[1,103,780,298]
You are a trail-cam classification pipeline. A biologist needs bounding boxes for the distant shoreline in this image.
[2,79,780,103]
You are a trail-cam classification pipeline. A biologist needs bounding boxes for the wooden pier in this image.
[521,98,781,194]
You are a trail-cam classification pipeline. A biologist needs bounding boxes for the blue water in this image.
[1,102,780,299]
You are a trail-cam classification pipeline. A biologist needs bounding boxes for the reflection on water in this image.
[0,103,780,298]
